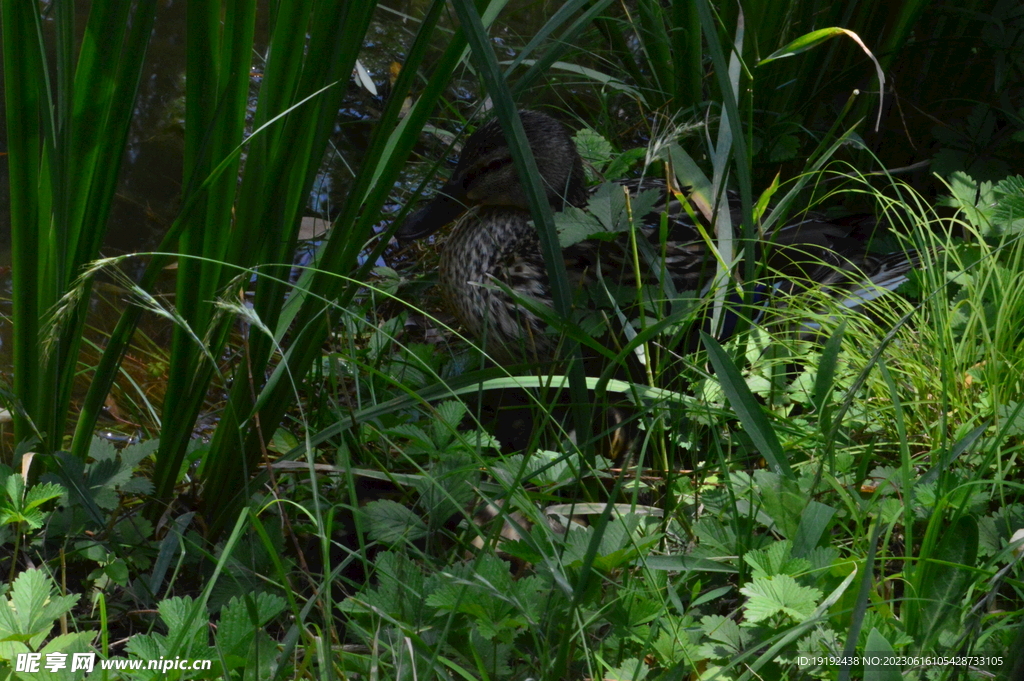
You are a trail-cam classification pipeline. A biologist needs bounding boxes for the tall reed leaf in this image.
[2,4,156,455]
[202,0,471,535]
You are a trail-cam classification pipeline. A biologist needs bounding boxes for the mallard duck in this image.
[399,109,918,364]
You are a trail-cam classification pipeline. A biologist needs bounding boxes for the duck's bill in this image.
[396,189,468,242]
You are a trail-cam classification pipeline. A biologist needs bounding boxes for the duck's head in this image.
[397,109,588,241]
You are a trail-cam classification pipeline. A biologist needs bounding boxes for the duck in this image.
[398,109,919,366]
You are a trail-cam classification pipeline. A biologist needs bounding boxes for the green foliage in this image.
[338,513,669,679]
[2,1,1023,679]
[2,1,159,455]
[0,468,63,535]
[125,593,286,680]
[932,105,1024,182]
[0,466,64,583]
[0,570,93,679]
[939,172,1024,237]
[739,574,822,624]
[47,438,155,526]
[42,439,158,593]
[557,182,663,247]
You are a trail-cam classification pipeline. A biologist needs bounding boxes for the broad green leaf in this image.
[363,500,428,545]
[740,574,822,623]
[864,628,901,681]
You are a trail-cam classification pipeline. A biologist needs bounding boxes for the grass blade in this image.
[701,331,793,478]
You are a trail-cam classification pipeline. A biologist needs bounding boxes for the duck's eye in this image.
[483,157,510,174]
[461,157,512,189]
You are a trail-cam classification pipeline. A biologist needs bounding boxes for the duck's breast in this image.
[439,208,555,362]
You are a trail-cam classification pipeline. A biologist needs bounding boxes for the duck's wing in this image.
[761,216,922,294]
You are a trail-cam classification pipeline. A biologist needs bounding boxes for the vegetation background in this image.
[0,0,1022,679]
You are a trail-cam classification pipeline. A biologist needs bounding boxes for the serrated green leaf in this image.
[743,540,793,578]
[993,175,1024,233]
[23,483,64,511]
[386,423,433,450]
[363,499,428,544]
[416,455,477,530]
[157,596,195,637]
[89,436,118,462]
[125,633,161,660]
[432,400,468,441]
[17,508,45,529]
[119,439,159,469]
[699,613,749,658]
[556,206,603,248]
[2,569,80,651]
[603,657,648,680]
[939,172,998,233]
[574,128,615,172]
[604,147,646,180]
[740,574,822,623]
[217,592,286,656]
[588,182,626,232]
[372,551,428,617]
[5,474,25,506]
